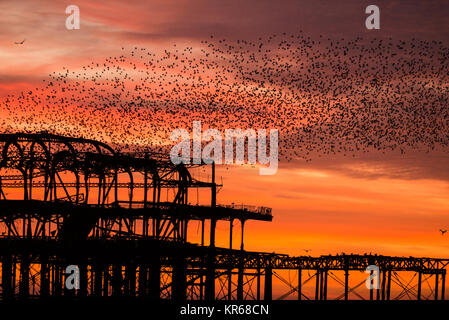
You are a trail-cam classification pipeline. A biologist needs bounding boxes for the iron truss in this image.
[0,133,446,301]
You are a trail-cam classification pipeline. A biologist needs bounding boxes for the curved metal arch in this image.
[56,134,116,155]
[0,132,116,156]
[0,139,26,170]
[29,139,51,160]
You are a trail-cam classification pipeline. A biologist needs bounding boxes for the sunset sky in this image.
[1,0,449,267]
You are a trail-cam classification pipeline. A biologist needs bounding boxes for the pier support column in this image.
[205,249,215,301]
[173,255,186,301]
[210,219,216,248]
[240,220,245,251]
[128,263,136,296]
[78,262,88,297]
[149,258,161,300]
[237,265,244,300]
[2,255,12,299]
[323,270,328,300]
[417,271,422,300]
[54,264,62,296]
[19,255,30,299]
[386,269,392,300]
[103,265,109,297]
[442,271,446,300]
[227,268,233,300]
[40,255,49,298]
[138,264,148,297]
[264,267,272,301]
[298,269,302,300]
[229,219,233,250]
[112,264,122,296]
[344,268,349,300]
[94,263,103,297]
[435,273,439,300]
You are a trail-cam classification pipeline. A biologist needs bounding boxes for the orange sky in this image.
[1,0,449,265]
[213,163,449,258]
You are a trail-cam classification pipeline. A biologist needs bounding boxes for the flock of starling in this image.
[2,32,449,162]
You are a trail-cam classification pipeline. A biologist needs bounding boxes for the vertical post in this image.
[229,219,233,250]
[172,255,186,301]
[55,264,62,296]
[298,268,302,300]
[211,161,216,208]
[319,270,324,300]
[78,262,88,297]
[344,268,349,301]
[201,219,205,246]
[323,270,328,300]
[200,272,204,301]
[53,171,57,201]
[149,256,161,300]
[144,153,148,208]
[40,255,49,298]
[435,273,439,300]
[237,264,244,300]
[257,268,261,300]
[386,269,392,300]
[210,219,216,248]
[20,255,30,299]
[205,248,216,301]
[264,267,272,301]
[143,155,149,237]
[417,271,422,300]
[183,220,188,243]
[29,171,33,200]
[240,220,245,251]
[442,270,446,300]
[97,175,102,206]
[2,255,12,299]
[381,270,386,300]
[103,265,109,297]
[376,271,381,300]
[315,270,320,300]
[94,263,103,297]
[370,270,374,300]
[227,268,232,300]
[75,173,80,204]
[128,263,136,297]
[22,256,30,297]
[112,264,121,296]
[23,172,28,200]
[209,162,216,248]
[12,258,17,295]
[114,169,118,203]
[138,265,147,297]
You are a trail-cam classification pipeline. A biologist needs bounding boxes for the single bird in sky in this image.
[14,39,26,45]
[440,229,447,235]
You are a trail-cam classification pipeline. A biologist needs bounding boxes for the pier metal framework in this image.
[0,133,447,301]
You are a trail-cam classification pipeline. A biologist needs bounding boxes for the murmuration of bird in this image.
[1,32,449,163]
